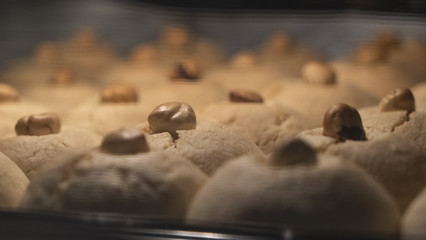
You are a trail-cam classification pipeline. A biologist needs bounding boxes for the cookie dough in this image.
[19,127,207,218]
[187,139,399,235]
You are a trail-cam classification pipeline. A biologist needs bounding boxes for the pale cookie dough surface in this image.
[0,126,102,179]
[187,154,399,235]
[205,65,281,91]
[20,150,207,218]
[402,187,426,240]
[22,85,97,119]
[65,103,151,136]
[412,82,426,111]
[325,133,426,212]
[358,106,408,132]
[394,112,426,152]
[141,82,226,113]
[201,101,307,153]
[101,63,168,90]
[334,63,417,99]
[0,59,56,89]
[263,81,378,127]
[144,121,264,175]
[0,152,29,207]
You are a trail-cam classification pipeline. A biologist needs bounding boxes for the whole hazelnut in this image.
[0,83,19,102]
[270,138,317,167]
[379,88,415,113]
[229,89,263,103]
[148,102,196,137]
[323,103,367,142]
[100,85,138,103]
[101,127,150,155]
[15,112,61,136]
[301,61,336,85]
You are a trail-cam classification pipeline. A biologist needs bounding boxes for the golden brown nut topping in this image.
[169,61,200,81]
[229,89,263,103]
[148,102,196,137]
[101,85,139,103]
[230,51,258,68]
[49,69,75,85]
[130,44,159,64]
[323,103,367,142]
[101,127,150,155]
[270,138,317,166]
[301,61,336,85]
[15,112,61,136]
[379,88,415,113]
[0,83,19,102]
[355,45,387,64]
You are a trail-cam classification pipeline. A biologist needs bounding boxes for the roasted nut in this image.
[15,112,61,136]
[169,61,200,81]
[355,45,387,64]
[379,88,415,113]
[270,138,317,166]
[0,83,19,102]
[161,25,191,48]
[101,127,150,155]
[131,44,159,64]
[301,61,336,85]
[229,89,263,103]
[49,69,75,85]
[323,103,367,142]
[101,85,138,103]
[148,102,196,137]
[230,51,258,68]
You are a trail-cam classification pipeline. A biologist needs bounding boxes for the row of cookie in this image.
[3,100,426,239]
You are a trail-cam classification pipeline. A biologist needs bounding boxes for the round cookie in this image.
[60,28,117,81]
[0,41,61,89]
[19,127,207,218]
[258,32,324,77]
[21,69,97,119]
[141,102,264,175]
[202,89,308,153]
[359,88,426,153]
[0,152,29,207]
[331,43,419,98]
[298,103,426,212]
[101,44,169,90]
[156,25,225,70]
[141,61,227,112]
[204,51,282,91]
[187,139,399,236]
[402,187,426,240]
[263,61,378,127]
[65,84,151,135]
[0,113,101,179]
